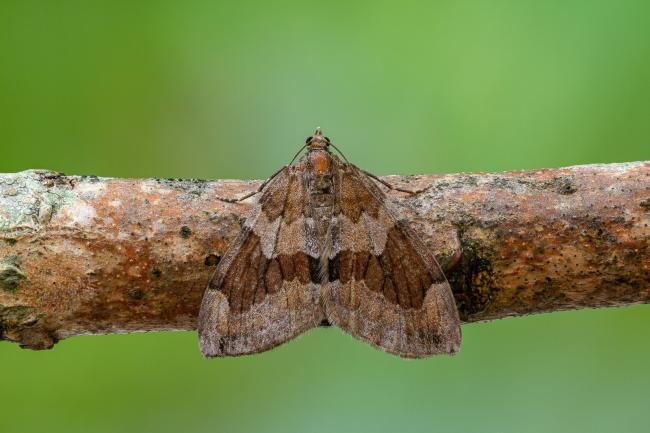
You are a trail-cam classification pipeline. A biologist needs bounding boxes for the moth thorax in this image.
[309,149,331,174]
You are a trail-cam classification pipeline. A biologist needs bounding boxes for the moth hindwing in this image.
[198,128,461,358]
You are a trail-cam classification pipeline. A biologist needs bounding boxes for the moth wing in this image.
[198,166,324,357]
[324,162,461,358]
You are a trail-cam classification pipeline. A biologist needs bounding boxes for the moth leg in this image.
[359,168,427,195]
[215,189,259,203]
[216,166,287,203]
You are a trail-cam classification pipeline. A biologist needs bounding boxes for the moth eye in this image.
[305,136,312,144]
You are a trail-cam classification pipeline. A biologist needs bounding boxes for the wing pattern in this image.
[322,162,461,357]
[198,167,325,356]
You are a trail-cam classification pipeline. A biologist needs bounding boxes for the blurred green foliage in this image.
[0,1,648,433]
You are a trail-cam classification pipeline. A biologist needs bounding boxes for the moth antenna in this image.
[329,142,349,163]
[288,143,309,165]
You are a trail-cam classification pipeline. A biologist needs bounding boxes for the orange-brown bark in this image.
[1,162,648,350]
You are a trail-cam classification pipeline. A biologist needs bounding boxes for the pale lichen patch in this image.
[0,171,76,231]
[58,201,97,226]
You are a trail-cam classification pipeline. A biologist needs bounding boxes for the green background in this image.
[1,1,649,433]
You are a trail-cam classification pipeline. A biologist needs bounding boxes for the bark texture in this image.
[0,162,648,350]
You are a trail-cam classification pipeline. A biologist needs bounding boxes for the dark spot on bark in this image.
[34,170,72,188]
[81,175,100,183]
[156,178,211,196]
[580,215,616,243]
[1,256,25,293]
[204,254,221,266]
[129,288,144,300]
[4,238,17,246]
[445,231,496,320]
[615,276,630,285]
[151,267,162,278]
[640,198,650,211]
[180,226,192,238]
[557,178,577,194]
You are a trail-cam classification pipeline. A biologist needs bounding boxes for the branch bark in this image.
[1,162,648,350]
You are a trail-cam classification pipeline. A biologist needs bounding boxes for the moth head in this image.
[305,127,331,149]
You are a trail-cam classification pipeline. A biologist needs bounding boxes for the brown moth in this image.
[198,128,461,358]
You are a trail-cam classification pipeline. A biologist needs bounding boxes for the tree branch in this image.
[1,162,648,350]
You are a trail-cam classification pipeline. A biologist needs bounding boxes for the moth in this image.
[198,128,461,358]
